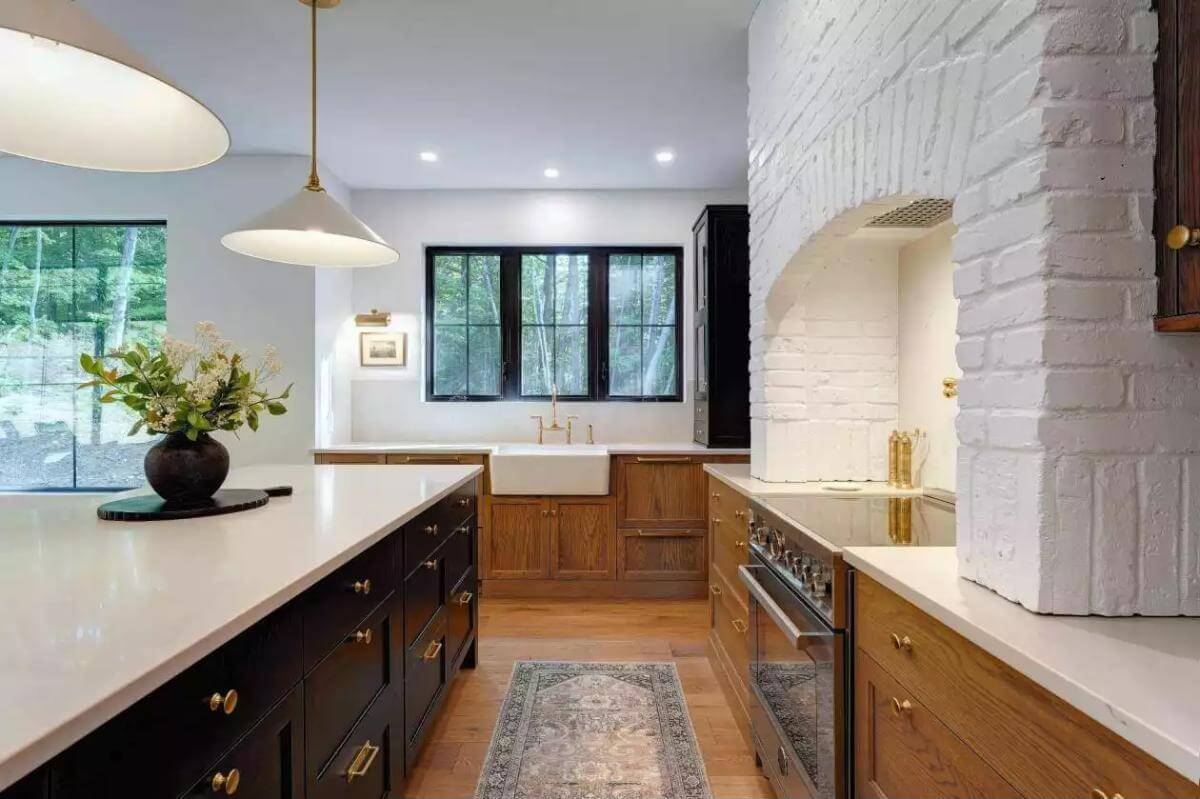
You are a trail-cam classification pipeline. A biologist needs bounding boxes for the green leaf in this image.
[100,390,121,403]
[128,419,146,437]
[187,411,203,428]
[281,383,293,400]
[247,410,259,432]
[266,402,286,416]
[122,350,143,368]
[185,427,199,442]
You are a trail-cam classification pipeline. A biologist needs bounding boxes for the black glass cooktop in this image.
[752,493,956,550]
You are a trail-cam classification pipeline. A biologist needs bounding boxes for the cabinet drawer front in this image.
[405,609,448,753]
[856,575,1200,799]
[304,536,395,669]
[404,485,474,578]
[443,518,475,594]
[305,602,396,777]
[309,688,400,799]
[711,516,750,607]
[616,456,707,528]
[618,528,706,581]
[855,651,1020,799]
[404,551,444,649]
[50,607,300,799]
[315,453,385,464]
[712,579,752,693]
[184,687,304,799]
[447,568,477,668]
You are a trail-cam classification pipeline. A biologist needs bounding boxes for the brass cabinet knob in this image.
[353,579,372,595]
[352,629,373,645]
[423,559,438,571]
[456,591,474,605]
[734,540,747,550]
[550,509,558,517]
[942,377,959,399]
[211,769,240,795]
[711,491,720,499]
[424,523,439,536]
[733,509,745,519]
[1092,791,1109,799]
[455,497,470,507]
[890,633,913,652]
[709,583,722,596]
[541,509,549,517]
[890,697,913,715]
[346,740,381,782]
[712,516,723,526]
[731,618,748,634]
[206,689,238,715]
[423,640,444,661]
[1166,224,1200,250]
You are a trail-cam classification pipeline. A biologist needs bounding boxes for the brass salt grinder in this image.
[887,429,916,489]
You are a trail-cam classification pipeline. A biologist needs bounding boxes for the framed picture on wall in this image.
[360,331,407,367]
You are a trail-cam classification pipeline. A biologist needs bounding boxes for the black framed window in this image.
[425,246,682,402]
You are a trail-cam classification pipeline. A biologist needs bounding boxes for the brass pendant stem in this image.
[305,0,322,192]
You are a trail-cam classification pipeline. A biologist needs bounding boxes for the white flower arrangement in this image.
[79,322,291,441]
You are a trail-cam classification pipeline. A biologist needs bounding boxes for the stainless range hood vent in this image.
[866,198,953,228]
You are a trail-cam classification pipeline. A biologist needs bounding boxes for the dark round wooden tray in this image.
[96,489,270,521]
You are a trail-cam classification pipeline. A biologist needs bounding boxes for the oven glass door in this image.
[742,560,839,799]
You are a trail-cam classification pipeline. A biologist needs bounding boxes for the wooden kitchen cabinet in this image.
[617,528,706,581]
[551,497,616,580]
[1155,0,1200,330]
[855,575,1200,799]
[615,455,710,528]
[485,497,551,579]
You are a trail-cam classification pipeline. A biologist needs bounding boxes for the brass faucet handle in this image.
[565,415,580,444]
[530,415,545,444]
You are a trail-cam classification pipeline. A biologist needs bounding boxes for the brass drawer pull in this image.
[890,633,913,652]
[731,618,748,634]
[712,516,723,525]
[733,509,745,519]
[711,491,721,499]
[346,740,381,782]
[423,640,444,661]
[401,455,462,464]
[423,559,438,571]
[635,456,692,463]
[455,496,470,507]
[1166,224,1200,250]
[734,540,747,550]
[456,591,474,605]
[890,697,912,715]
[710,584,722,596]
[352,629,373,645]
[1092,791,1126,799]
[205,689,238,715]
[353,579,372,595]
[424,523,440,536]
[211,769,240,795]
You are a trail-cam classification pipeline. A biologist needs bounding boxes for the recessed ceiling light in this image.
[656,149,676,164]
[544,167,560,179]
[419,151,439,163]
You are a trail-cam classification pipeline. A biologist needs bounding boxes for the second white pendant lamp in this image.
[222,0,398,268]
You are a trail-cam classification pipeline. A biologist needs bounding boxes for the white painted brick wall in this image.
[748,0,1200,615]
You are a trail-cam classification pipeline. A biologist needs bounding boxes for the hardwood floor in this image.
[403,598,775,799]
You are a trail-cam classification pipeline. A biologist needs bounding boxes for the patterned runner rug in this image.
[474,661,713,799]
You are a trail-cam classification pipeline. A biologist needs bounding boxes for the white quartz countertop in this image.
[843,547,1200,785]
[314,441,750,456]
[0,463,482,791]
[703,462,924,497]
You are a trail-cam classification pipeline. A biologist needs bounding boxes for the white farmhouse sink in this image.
[489,444,610,495]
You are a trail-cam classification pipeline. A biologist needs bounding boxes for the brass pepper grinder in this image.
[898,432,914,490]
[888,430,900,487]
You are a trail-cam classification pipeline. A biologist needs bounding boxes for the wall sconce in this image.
[355,308,391,327]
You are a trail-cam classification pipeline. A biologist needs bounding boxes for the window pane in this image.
[521,326,552,395]
[433,325,467,395]
[555,327,587,396]
[642,327,677,396]
[433,254,466,324]
[643,255,676,325]
[467,254,500,324]
[608,326,641,396]
[554,255,588,325]
[468,325,501,395]
[0,223,166,490]
[609,255,641,324]
[521,254,552,324]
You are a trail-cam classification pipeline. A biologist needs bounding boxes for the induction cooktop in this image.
[751,492,956,554]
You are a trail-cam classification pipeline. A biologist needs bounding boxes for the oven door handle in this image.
[738,564,817,649]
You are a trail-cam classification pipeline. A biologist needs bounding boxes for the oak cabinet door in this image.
[855,652,1020,799]
[486,498,550,579]
[617,528,706,581]
[615,456,707,528]
[550,497,616,580]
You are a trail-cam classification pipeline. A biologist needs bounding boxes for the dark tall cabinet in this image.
[693,205,750,448]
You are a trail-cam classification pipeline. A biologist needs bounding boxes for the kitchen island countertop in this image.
[0,463,482,791]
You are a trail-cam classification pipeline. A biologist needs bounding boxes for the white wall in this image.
[898,224,959,491]
[345,189,747,443]
[0,155,349,467]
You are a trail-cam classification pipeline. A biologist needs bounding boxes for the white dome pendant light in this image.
[222,0,397,268]
[0,0,229,171]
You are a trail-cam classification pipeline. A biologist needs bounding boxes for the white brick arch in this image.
[749,0,1199,615]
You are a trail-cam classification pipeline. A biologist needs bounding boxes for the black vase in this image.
[144,432,230,504]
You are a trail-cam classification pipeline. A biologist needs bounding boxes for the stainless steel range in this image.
[740,493,955,799]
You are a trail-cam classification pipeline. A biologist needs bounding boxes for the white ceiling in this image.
[81,0,753,190]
